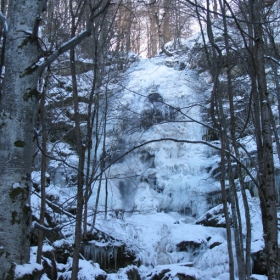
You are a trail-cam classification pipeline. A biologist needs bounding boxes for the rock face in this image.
[120,265,141,280]
[251,250,268,276]
[195,204,231,228]
[176,240,204,261]
[12,262,44,280]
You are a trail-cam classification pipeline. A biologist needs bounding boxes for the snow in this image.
[15,262,43,278]
[238,191,264,252]
[124,57,198,105]
[41,274,51,280]
[53,239,73,249]
[12,182,21,189]
[89,210,229,277]
[250,275,268,280]
[150,263,210,280]
[28,34,273,280]
[58,258,107,279]
[104,54,222,218]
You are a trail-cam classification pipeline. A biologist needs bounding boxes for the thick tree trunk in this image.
[0,0,44,278]
[250,0,279,278]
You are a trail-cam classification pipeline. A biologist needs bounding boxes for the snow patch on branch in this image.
[265,55,280,66]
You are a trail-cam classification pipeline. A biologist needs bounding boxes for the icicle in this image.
[83,244,89,259]
[94,244,99,264]
[91,243,95,262]
[113,246,118,271]
[101,247,106,269]
[108,248,112,269]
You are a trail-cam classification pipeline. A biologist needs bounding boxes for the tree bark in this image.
[0,0,44,277]
[250,0,279,278]
[70,46,85,280]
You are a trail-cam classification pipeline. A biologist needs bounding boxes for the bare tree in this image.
[0,0,110,277]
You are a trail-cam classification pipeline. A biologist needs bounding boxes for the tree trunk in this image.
[69,19,85,277]
[105,178,108,220]
[162,0,171,44]
[36,69,50,264]
[219,1,250,277]
[69,46,85,279]
[250,1,279,278]
[148,2,158,57]
[0,0,44,277]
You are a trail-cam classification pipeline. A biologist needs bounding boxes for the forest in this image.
[0,0,279,279]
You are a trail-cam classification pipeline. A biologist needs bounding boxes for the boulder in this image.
[195,204,231,228]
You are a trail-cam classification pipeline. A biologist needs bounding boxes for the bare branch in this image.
[33,129,83,173]
[32,221,61,233]
[37,0,111,73]
[98,137,259,189]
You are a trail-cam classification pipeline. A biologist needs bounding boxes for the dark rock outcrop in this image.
[195,204,231,228]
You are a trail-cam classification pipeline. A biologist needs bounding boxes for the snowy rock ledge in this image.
[148,263,209,280]
[14,262,44,279]
[195,204,230,228]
